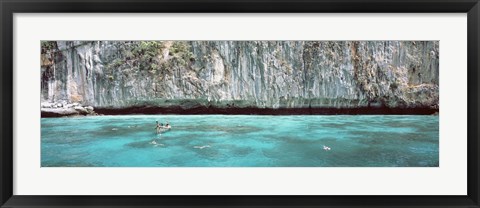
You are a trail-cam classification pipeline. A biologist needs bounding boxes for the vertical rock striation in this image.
[41,41,439,112]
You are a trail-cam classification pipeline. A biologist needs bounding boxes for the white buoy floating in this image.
[194,145,211,149]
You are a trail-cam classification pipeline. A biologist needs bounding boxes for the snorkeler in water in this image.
[155,120,172,134]
[155,121,163,134]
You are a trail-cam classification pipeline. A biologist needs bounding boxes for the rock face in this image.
[41,101,97,117]
[41,41,439,112]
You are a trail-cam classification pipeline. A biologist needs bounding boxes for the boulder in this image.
[74,106,89,114]
[41,102,53,108]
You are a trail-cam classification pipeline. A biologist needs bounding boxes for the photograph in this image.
[40,40,439,167]
[2,0,477,206]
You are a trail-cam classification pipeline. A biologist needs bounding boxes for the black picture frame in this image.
[1,0,479,207]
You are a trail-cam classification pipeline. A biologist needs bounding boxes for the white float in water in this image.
[194,145,211,149]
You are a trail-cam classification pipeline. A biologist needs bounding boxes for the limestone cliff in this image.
[41,41,439,112]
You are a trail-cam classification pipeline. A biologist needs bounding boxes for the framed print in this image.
[1,0,479,207]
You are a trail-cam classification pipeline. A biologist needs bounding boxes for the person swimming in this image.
[155,120,172,134]
[155,121,163,134]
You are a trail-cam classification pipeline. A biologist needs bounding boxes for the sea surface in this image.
[41,115,439,167]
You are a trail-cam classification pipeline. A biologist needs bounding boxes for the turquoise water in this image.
[41,115,439,167]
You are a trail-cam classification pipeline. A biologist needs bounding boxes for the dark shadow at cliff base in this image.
[88,106,438,116]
